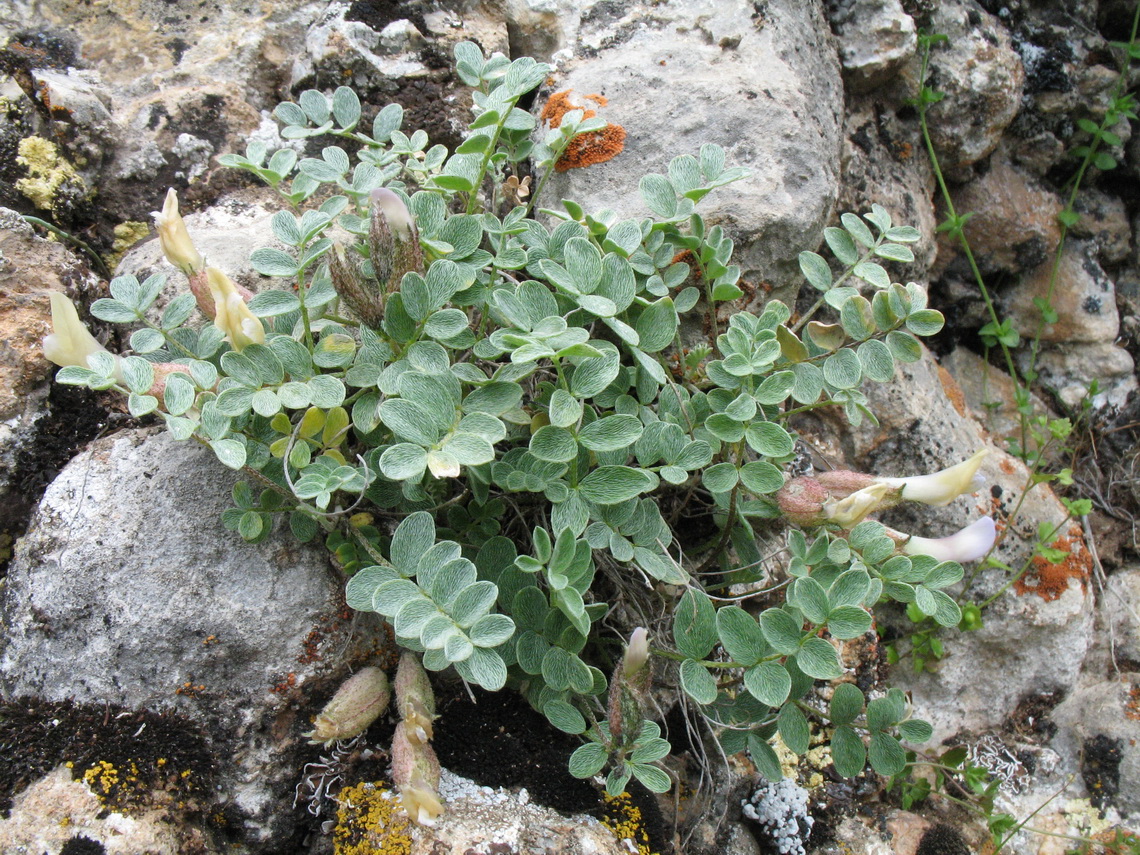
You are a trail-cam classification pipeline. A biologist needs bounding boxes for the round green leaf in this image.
[745,422,794,458]
[568,742,608,778]
[680,658,718,705]
[830,725,866,778]
[530,425,579,463]
[743,661,791,708]
[796,637,843,680]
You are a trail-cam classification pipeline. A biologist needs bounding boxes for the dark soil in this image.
[0,696,213,817]
[0,383,110,578]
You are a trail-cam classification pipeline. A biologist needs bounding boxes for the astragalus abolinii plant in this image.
[43,42,996,819]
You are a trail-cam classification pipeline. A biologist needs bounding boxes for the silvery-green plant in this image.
[46,42,992,796]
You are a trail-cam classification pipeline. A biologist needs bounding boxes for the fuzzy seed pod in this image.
[394,652,436,745]
[329,242,385,329]
[813,469,877,499]
[391,720,444,825]
[303,666,390,746]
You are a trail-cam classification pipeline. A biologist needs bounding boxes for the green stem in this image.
[23,216,112,280]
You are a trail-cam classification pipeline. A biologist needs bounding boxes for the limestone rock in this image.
[0,765,193,855]
[839,100,938,280]
[828,0,917,94]
[940,346,1056,446]
[540,0,844,295]
[1023,340,1137,411]
[944,151,1062,278]
[898,0,1024,170]
[1052,676,1140,816]
[1106,568,1140,666]
[0,428,387,849]
[504,0,584,62]
[1003,242,1119,344]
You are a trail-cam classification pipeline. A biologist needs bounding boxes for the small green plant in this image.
[45,42,1002,815]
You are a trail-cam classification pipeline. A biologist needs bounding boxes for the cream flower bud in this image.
[622,627,649,679]
[303,666,391,746]
[206,267,265,351]
[153,189,204,275]
[899,516,997,563]
[879,449,989,507]
[43,292,114,370]
[371,187,414,241]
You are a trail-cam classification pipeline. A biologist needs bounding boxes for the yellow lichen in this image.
[15,136,87,211]
[333,782,415,855]
[601,791,658,855]
[108,220,150,269]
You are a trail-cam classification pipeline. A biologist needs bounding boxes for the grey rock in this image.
[540,0,843,295]
[839,100,938,280]
[1106,568,1140,666]
[0,428,385,849]
[505,0,584,61]
[1020,340,1137,411]
[897,0,1024,170]
[1002,242,1119,345]
[1052,676,1140,816]
[828,0,917,94]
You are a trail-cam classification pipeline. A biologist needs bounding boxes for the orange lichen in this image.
[1014,525,1092,602]
[937,364,968,419]
[1126,684,1140,722]
[540,89,625,172]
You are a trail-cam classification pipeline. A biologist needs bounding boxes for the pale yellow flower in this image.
[206,267,264,351]
[42,292,112,369]
[880,449,989,507]
[153,189,205,275]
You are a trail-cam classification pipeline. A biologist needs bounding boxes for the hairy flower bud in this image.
[394,652,436,745]
[814,469,877,499]
[775,477,830,526]
[206,267,264,351]
[153,188,204,275]
[43,292,114,371]
[368,187,423,292]
[391,721,443,826]
[303,666,391,746]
